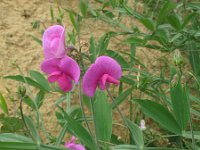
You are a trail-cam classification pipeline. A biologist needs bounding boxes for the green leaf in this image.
[110,0,116,8]
[112,144,138,150]
[50,6,55,22]
[24,116,41,145]
[4,75,47,91]
[35,90,45,109]
[80,0,88,17]
[0,142,38,150]
[167,13,182,30]
[68,11,79,32]
[135,99,181,134]
[188,42,200,76]
[148,148,183,150]
[182,12,196,28]
[0,93,8,114]
[57,106,95,149]
[23,95,36,110]
[125,118,144,149]
[89,35,96,62]
[97,34,110,55]
[29,70,51,91]
[112,88,133,109]
[123,37,144,45]
[139,17,155,31]
[31,35,42,45]
[106,50,130,69]
[0,133,33,143]
[55,123,68,146]
[157,1,176,26]
[170,79,190,131]
[93,90,112,142]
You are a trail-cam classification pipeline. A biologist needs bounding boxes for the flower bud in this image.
[173,50,183,66]
[17,86,26,97]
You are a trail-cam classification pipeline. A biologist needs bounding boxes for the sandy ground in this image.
[0,0,164,142]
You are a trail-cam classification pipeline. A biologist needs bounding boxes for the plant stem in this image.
[89,98,101,150]
[19,95,34,140]
[106,87,127,126]
[78,80,92,136]
[189,104,195,150]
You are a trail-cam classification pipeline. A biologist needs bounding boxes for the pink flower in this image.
[64,136,85,150]
[82,56,122,97]
[41,55,80,92]
[43,25,66,59]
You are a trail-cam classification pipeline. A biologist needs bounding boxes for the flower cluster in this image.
[41,25,80,92]
[41,25,122,97]
[41,25,122,150]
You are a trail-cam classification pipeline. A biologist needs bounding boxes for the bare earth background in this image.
[0,0,163,141]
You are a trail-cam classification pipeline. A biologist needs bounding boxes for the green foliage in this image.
[3,0,200,149]
[93,90,112,143]
[0,93,8,114]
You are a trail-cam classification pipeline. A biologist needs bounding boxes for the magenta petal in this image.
[64,136,85,150]
[57,73,73,92]
[99,74,120,90]
[41,58,60,74]
[82,64,102,97]
[82,56,122,97]
[43,25,65,59]
[66,144,85,150]
[48,71,61,83]
[95,56,122,79]
[59,56,80,83]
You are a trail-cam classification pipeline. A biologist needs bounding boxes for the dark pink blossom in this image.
[43,25,66,59]
[64,136,85,150]
[82,56,122,97]
[41,55,80,92]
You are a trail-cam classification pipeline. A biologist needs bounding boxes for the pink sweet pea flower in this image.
[82,56,122,97]
[64,136,85,150]
[43,25,66,59]
[41,55,80,92]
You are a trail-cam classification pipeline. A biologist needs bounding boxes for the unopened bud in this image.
[17,86,26,97]
[173,50,183,66]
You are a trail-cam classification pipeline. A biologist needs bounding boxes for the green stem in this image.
[89,98,101,150]
[106,87,127,126]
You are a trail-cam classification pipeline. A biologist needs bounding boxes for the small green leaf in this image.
[68,11,79,32]
[24,116,41,145]
[23,95,36,110]
[35,90,45,109]
[50,6,55,22]
[93,90,112,142]
[125,118,144,149]
[123,37,144,45]
[29,70,51,91]
[89,35,96,62]
[0,93,8,114]
[80,0,88,17]
[135,99,181,134]
[97,34,110,55]
[157,1,176,26]
[31,35,42,45]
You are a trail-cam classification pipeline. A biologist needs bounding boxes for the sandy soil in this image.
[0,0,164,142]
